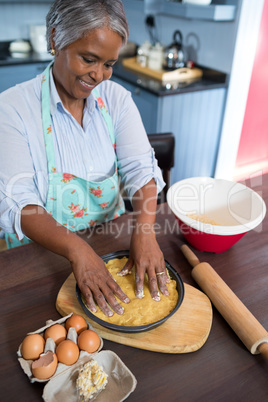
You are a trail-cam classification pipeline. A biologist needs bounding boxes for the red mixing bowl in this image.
[167,177,266,253]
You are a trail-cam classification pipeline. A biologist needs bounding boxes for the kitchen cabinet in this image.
[112,76,159,133]
[0,62,48,93]
[144,0,237,21]
[112,74,226,183]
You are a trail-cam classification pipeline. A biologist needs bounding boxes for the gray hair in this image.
[46,0,129,51]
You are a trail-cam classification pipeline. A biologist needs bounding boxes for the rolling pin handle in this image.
[181,245,268,362]
[258,343,268,360]
[181,245,200,267]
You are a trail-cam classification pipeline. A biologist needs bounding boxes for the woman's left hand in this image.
[119,228,169,300]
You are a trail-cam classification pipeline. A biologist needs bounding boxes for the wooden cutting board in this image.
[56,274,212,354]
[122,57,203,83]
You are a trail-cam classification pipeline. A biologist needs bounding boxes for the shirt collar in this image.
[49,68,98,116]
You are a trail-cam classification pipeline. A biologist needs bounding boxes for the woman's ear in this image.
[50,27,56,50]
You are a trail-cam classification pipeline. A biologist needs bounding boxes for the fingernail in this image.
[89,306,97,313]
[117,269,128,277]
[107,310,113,317]
[124,297,130,303]
[163,289,169,296]
[136,290,144,299]
[118,307,124,315]
[153,292,160,301]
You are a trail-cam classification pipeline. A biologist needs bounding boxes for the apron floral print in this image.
[6,63,125,248]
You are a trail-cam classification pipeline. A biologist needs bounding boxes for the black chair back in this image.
[148,132,175,202]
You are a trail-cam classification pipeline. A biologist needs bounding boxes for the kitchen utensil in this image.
[123,57,202,83]
[163,30,187,70]
[56,274,213,354]
[167,177,266,253]
[181,244,268,360]
[76,250,184,333]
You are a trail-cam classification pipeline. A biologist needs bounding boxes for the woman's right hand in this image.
[70,242,130,317]
[20,205,129,317]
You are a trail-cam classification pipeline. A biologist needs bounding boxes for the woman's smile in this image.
[79,78,96,91]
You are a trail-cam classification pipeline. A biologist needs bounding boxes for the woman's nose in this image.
[90,64,104,83]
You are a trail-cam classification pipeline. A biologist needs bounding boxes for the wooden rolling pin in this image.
[181,244,268,360]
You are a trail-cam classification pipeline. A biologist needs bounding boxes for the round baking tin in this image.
[76,250,185,333]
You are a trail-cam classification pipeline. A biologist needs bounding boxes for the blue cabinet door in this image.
[0,63,49,93]
[158,88,226,184]
[111,76,159,134]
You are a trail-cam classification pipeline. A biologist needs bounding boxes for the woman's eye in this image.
[105,63,113,69]
[82,57,94,64]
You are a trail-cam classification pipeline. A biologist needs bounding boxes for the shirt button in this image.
[89,166,93,171]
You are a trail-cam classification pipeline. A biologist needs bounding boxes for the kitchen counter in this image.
[0,52,53,65]
[0,174,267,401]
[0,41,53,65]
[113,59,228,97]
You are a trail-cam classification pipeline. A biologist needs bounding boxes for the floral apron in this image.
[5,63,125,248]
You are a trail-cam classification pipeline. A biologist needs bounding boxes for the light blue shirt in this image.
[0,68,164,239]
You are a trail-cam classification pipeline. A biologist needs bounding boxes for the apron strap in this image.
[41,62,57,174]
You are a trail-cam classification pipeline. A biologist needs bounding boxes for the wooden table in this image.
[0,175,267,401]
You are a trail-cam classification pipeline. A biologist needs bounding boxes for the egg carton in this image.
[17,313,137,402]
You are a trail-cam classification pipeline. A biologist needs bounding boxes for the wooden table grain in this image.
[0,175,267,401]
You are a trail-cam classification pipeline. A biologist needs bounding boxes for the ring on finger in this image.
[156,271,165,276]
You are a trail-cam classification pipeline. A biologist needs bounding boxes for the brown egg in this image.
[31,351,58,380]
[21,334,45,360]
[56,340,79,365]
[78,330,101,354]
[65,314,87,334]
[44,324,67,345]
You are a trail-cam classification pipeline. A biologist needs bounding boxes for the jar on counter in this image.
[137,41,151,67]
[148,43,164,71]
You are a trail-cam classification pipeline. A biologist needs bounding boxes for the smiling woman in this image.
[0,0,166,317]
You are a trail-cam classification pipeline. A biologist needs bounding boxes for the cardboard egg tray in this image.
[17,313,137,401]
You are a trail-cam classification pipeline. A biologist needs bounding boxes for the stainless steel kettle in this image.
[163,30,186,70]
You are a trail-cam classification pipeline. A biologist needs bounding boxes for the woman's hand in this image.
[119,178,169,300]
[21,205,129,317]
[119,227,169,300]
[70,242,130,317]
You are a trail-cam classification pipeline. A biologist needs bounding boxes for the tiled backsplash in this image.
[0,2,51,41]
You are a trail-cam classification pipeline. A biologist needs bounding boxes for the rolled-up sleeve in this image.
[107,83,165,200]
[0,96,45,239]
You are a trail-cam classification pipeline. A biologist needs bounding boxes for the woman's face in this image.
[52,27,123,101]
